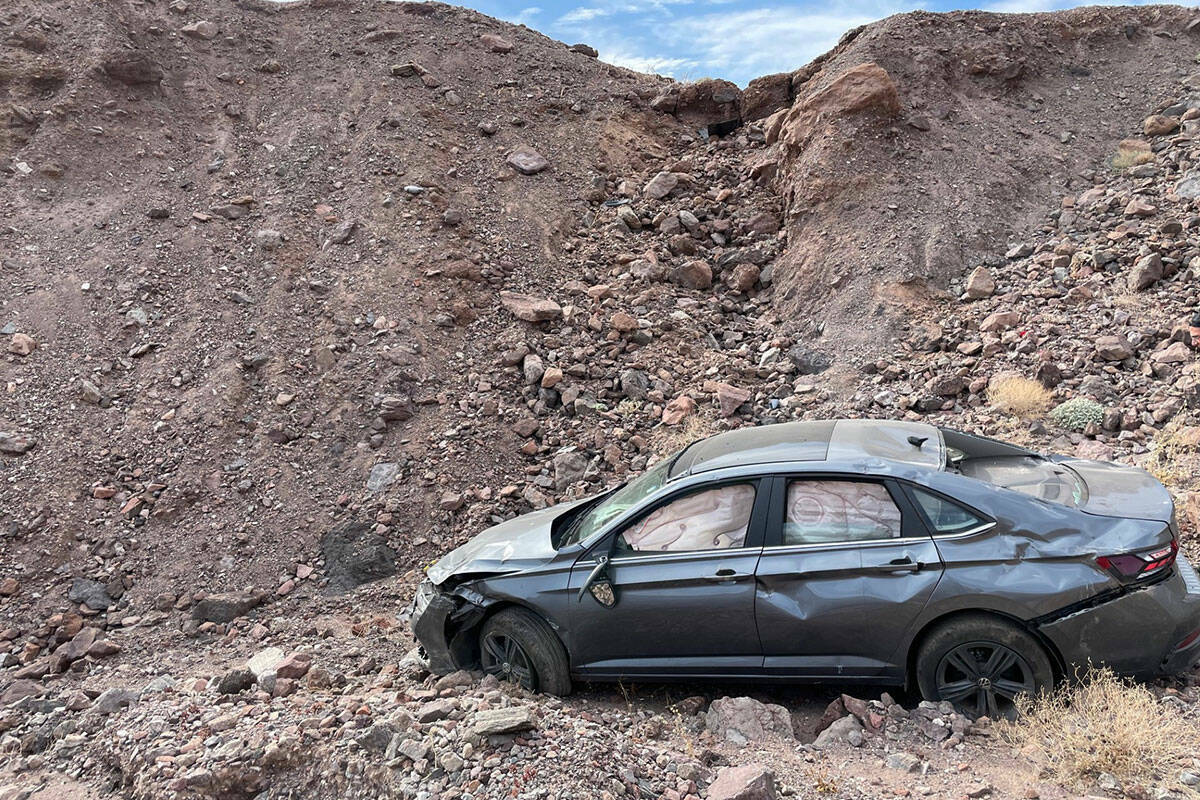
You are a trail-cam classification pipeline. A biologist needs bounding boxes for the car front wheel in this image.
[915,615,1053,719]
[478,608,572,696]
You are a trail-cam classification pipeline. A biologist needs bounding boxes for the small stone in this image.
[500,292,561,322]
[885,752,922,773]
[480,33,514,52]
[506,148,550,175]
[8,333,36,356]
[181,20,219,39]
[964,266,995,299]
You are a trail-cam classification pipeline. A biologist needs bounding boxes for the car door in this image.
[754,475,944,680]
[566,478,770,678]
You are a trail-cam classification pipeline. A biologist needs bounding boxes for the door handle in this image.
[704,568,751,583]
[871,556,920,573]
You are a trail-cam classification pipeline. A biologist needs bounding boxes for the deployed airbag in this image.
[622,484,755,552]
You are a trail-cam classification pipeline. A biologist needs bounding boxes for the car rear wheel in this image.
[478,608,572,696]
[915,615,1053,719]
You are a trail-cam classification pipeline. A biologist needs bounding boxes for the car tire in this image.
[478,608,572,696]
[915,614,1053,719]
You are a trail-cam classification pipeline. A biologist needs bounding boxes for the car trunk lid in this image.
[1062,459,1174,524]
[958,455,1173,523]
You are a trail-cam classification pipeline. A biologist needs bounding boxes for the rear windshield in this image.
[956,456,1087,508]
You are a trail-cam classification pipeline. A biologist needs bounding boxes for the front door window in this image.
[616,483,756,553]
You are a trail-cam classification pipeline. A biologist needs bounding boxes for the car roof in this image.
[668,419,946,479]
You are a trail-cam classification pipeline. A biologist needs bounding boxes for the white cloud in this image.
[602,50,701,77]
[663,3,915,83]
[557,6,612,23]
[504,5,543,24]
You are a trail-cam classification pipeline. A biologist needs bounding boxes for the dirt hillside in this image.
[4,1,1200,798]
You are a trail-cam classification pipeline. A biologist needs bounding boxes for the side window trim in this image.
[605,477,769,558]
[763,474,927,549]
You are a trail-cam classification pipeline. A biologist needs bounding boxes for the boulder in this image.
[707,764,778,800]
[500,292,562,323]
[964,266,995,299]
[1095,335,1134,361]
[705,696,793,744]
[1130,253,1163,291]
[812,713,863,748]
[672,260,712,290]
[714,384,752,418]
[68,578,111,611]
[471,706,535,735]
[662,395,696,425]
[191,591,264,623]
[321,521,397,593]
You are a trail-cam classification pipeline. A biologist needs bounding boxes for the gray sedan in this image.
[409,419,1200,717]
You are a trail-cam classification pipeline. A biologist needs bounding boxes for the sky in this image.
[460,0,1150,86]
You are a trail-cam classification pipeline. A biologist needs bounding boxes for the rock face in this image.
[321,522,397,593]
[705,697,794,744]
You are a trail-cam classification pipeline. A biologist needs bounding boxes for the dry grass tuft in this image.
[1002,667,1200,787]
[651,414,717,457]
[1145,419,1200,491]
[988,374,1053,417]
[1111,139,1154,171]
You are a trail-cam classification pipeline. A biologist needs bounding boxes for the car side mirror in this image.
[577,554,617,608]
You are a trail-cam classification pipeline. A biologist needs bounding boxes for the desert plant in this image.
[988,374,1053,417]
[651,414,716,457]
[1145,419,1199,491]
[1111,139,1154,171]
[1051,397,1105,431]
[1001,667,1200,788]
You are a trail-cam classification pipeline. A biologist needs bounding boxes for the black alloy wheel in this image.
[480,631,537,690]
[934,641,1036,719]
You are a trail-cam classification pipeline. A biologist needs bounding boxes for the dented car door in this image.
[754,476,943,679]
[566,479,770,678]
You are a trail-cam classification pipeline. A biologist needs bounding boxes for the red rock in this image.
[8,333,36,356]
[276,652,312,679]
[500,291,561,322]
[0,578,18,596]
[707,764,778,800]
[662,396,697,425]
[715,383,752,417]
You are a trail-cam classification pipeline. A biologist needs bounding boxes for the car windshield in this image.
[559,455,675,547]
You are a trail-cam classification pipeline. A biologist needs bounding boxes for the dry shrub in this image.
[1145,419,1200,491]
[988,374,1052,417]
[1111,139,1154,171]
[651,414,716,457]
[1002,667,1200,787]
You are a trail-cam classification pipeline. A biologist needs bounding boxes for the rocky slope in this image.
[4,0,1200,798]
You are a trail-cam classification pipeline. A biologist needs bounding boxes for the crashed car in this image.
[409,419,1200,717]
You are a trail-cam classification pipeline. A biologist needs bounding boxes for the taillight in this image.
[1097,539,1178,581]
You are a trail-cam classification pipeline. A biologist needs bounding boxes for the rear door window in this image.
[909,488,986,534]
[783,480,902,545]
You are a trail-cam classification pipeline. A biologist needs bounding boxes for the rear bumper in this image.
[1038,558,1200,678]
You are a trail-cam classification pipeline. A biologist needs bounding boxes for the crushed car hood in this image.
[427,499,585,586]
[1064,459,1175,523]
